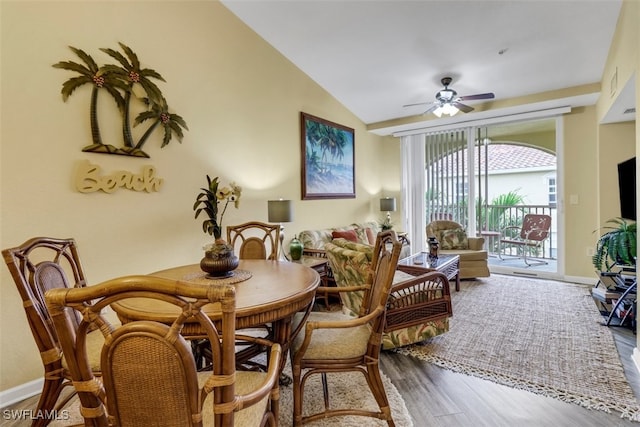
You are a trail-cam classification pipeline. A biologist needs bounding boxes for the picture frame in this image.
[300,112,355,200]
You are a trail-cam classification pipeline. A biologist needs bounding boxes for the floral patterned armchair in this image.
[324,238,451,350]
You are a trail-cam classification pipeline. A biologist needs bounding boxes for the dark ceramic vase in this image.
[428,237,439,258]
[200,242,239,278]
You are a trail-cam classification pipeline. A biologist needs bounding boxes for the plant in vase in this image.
[193,175,242,277]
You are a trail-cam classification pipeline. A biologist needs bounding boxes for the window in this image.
[547,176,557,206]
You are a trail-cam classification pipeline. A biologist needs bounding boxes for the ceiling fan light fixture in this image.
[433,103,458,118]
[443,103,459,116]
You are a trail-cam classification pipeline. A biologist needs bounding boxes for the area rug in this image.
[50,360,413,427]
[396,274,640,421]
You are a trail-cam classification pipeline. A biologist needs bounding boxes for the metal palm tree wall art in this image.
[53,42,188,158]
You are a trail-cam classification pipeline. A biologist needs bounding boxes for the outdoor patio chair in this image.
[498,213,552,266]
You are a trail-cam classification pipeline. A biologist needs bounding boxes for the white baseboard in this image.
[0,378,42,408]
[562,274,597,285]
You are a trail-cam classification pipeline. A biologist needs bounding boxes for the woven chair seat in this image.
[200,370,271,427]
[60,329,104,373]
[292,311,371,359]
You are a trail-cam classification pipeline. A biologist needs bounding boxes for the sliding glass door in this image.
[402,117,560,277]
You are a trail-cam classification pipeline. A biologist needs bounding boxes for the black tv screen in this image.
[617,157,636,221]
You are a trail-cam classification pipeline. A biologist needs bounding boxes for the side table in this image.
[478,230,500,254]
[293,255,332,309]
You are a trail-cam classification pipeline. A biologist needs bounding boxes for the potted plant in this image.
[592,217,637,272]
[193,175,242,277]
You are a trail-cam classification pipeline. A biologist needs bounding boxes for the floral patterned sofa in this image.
[299,221,411,259]
[324,238,451,350]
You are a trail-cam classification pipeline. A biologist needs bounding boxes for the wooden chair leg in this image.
[292,364,303,427]
[321,372,330,410]
[33,376,65,427]
[366,366,395,427]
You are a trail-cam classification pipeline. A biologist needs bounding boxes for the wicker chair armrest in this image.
[306,307,382,332]
[234,342,282,408]
[395,264,428,276]
[385,270,452,330]
[390,270,450,296]
[317,284,369,294]
[302,248,327,258]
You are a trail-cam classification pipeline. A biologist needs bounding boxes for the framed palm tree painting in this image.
[300,112,355,200]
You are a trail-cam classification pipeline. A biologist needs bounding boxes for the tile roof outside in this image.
[434,143,556,172]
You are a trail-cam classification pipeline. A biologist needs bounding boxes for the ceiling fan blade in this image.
[422,104,439,115]
[458,92,495,101]
[453,102,474,113]
[403,101,432,108]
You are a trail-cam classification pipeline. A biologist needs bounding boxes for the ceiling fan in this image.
[403,77,495,117]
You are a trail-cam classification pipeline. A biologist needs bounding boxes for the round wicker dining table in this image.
[111,259,320,356]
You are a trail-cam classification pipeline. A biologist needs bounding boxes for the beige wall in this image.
[597,0,637,123]
[0,1,387,391]
[563,106,601,277]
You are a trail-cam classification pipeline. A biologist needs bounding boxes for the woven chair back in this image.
[227,221,280,260]
[367,231,402,337]
[3,237,87,356]
[2,237,89,424]
[45,276,237,427]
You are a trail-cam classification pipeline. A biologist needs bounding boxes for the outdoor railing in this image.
[429,204,558,260]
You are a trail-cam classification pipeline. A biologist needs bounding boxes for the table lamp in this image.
[379,197,396,230]
[268,199,293,261]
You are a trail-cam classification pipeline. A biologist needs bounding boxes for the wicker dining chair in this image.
[289,231,402,426]
[227,221,281,261]
[225,221,282,370]
[2,237,97,427]
[45,275,282,427]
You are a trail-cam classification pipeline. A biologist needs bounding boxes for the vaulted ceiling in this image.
[222,1,631,135]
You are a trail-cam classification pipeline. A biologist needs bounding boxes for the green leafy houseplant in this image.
[592,217,637,271]
[193,175,242,245]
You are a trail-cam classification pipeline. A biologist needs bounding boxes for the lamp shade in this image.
[379,197,396,212]
[268,199,293,223]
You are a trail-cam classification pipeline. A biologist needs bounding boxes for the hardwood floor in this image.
[380,326,640,427]
[4,323,639,426]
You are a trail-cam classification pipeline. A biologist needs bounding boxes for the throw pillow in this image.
[331,230,358,242]
[352,227,369,244]
[365,227,376,245]
[440,228,468,250]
